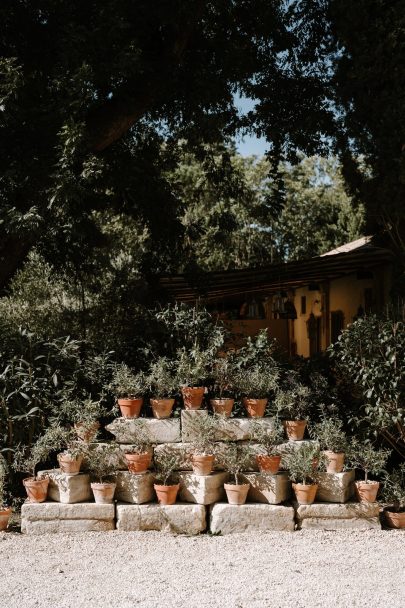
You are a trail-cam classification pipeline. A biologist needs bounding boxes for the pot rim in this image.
[90,482,116,488]
[153,482,180,489]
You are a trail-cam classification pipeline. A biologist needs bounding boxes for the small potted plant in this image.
[110,363,147,418]
[58,396,106,442]
[250,419,284,474]
[234,365,279,417]
[209,356,237,417]
[147,357,178,419]
[0,456,12,531]
[189,415,218,476]
[275,384,312,440]
[309,417,347,473]
[176,347,209,409]
[381,465,405,529]
[347,439,390,503]
[219,443,254,505]
[284,443,322,504]
[40,425,88,475]
[86,443,118,503]
[12,437,52,502]
[122,420,152,474]
[153,446,182,505]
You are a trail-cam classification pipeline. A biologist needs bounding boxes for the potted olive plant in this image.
[12,436,52,502]
[176,347,210,410]
[110,363,147,418]
[284,443,322,504]
[347,439,390,503]
[147,357,178,419]
[209,356,238,417]
[275,383,312,441]
[250,419,284,474]
[39,425,88,475]
[153,446,183,505]
[219,443,254,505]
[189,414,218,476]
[122,420,152,474]
[234,365,279,417]
[0,456,12,531]
[58,396,106,442]
[310,417,347,473]
[382,465,405,528]
[86,443,118,503]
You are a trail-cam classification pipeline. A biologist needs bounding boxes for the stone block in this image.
[113,471,155,504]
[300,517,381,530]
[178,472,228,505]
[295,501,381,530]
[316,470,355,503]
[241,472,291,505]
[37,469,91,504]
[209,503,295,534]
[181,410,275,442]
[21,502,115,534]
[106,418,181,444]
[116,503,206,534]
[180,409,208,442]
[153,442,267,471]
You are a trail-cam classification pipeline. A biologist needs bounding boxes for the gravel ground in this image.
[0,529,404,608]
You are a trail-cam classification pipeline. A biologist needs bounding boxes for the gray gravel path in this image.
[0,529,404,608]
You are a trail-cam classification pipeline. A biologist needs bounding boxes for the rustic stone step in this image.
[300,517,381,530]
[241,472,292,505]
[295,501,381,530]
[209,503,295,534]
[316,470,355,503]
[37,469,91,504]
[113,471,155,504]
[21,502,115,534]
[178,472,228,505]
[106,418,181,444]
[116,502,206,534]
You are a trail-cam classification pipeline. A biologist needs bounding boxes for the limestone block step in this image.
[295,501,381,530]
[116,502,206,534]
[113,471,155,504]
[153,442,267,471]
[181,409,274,442]
[316,470,355,503]
[209,503,295,534]
[241,472,291,505]
[21,502,115,534]
[178,472,228,505]
[37,469,91,504]
[106,418,181,444]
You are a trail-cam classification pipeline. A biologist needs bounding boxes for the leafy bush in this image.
[274,383,313,420]
[347,438,390,483]
[382,465,405,512]
[109,363,147,398]
[176,346,211,387]
[86,443,118,483]
[147,357,178,398]
[209,355,239,398]
[122,420,152,454]
[153,446,182,486]
[218,443,254,485]
[233,366,279,399]
[53,396,106,426]
[250,419,284,455]
[0,455,8,506]
[309,417,347,453]
[284,443,322,485]
[189,415,218,455]
[232,330,279,399]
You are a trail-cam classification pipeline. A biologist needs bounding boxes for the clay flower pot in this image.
[191,454,214,476]
[23,477,49,503]
[354,480,379,503]
[74,421,100,443]
[292,482,318,505]
[224,482,250,505]
[323,450,345,474]
[243,398,267,418]
[57,453,83,475]
[284,420,307,441]
[154,483,180,505]
[181,387,205,410]
[117,398,143,418]
[150,398,175,419]
[384,509,405,529]
[0,507,12,531]
[256,454,281,474]
[91,482,116,504]
[210,398,234,417]
[125,451,152,474]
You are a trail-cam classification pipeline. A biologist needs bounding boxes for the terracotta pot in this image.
[385,509,405,529]
[191,454,214,476]
[150,398,175,419]
[23,477,49,503]
[125,451,151,474]
[118,398,143,418]
[323,450,345,474]
[91,482,116,504]
[74,421,100,443]
[0,507,12,531]
[284,419,307,441]
[354,480,379,503]
[181,387,205,410]
[224,482,250,505]
[154,483,180,505]
[256,454,281,474]
[57,453,83,475]
[243,398,268,418]
[210,398,234,417]
[292,482,318,505]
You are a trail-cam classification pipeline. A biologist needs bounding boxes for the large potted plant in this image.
[0,456,12,531]
[251,419,284,474]
[153,446,182,505]
[40,425,88,475]
[234,366,278,417]
[310,417,347,473]
[209,356,237,417]
[219,443,253,505]
[176,347,209,410]
[382,465,405,529]
[122,420,152,474]
[284,443,322,504]
[275,383,312,441]
[86,443,118,504]
[147,357,178,419]
[347,439,390,503]
[110,363,147,418]
[189,414,218,475]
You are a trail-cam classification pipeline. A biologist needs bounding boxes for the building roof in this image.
[159,238,394,303]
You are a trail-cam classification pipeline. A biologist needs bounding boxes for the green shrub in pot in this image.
[147,357,178,419]
[109,363,148,418]
[218,443,255,505]
[250,418,284,474]
[381,465,405,528]
[347,439,390,503]
[0,456,12,530]
[274,382,313,440]
[86,442,118,503]
[284,442,323,504]
[309,417,348,473]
